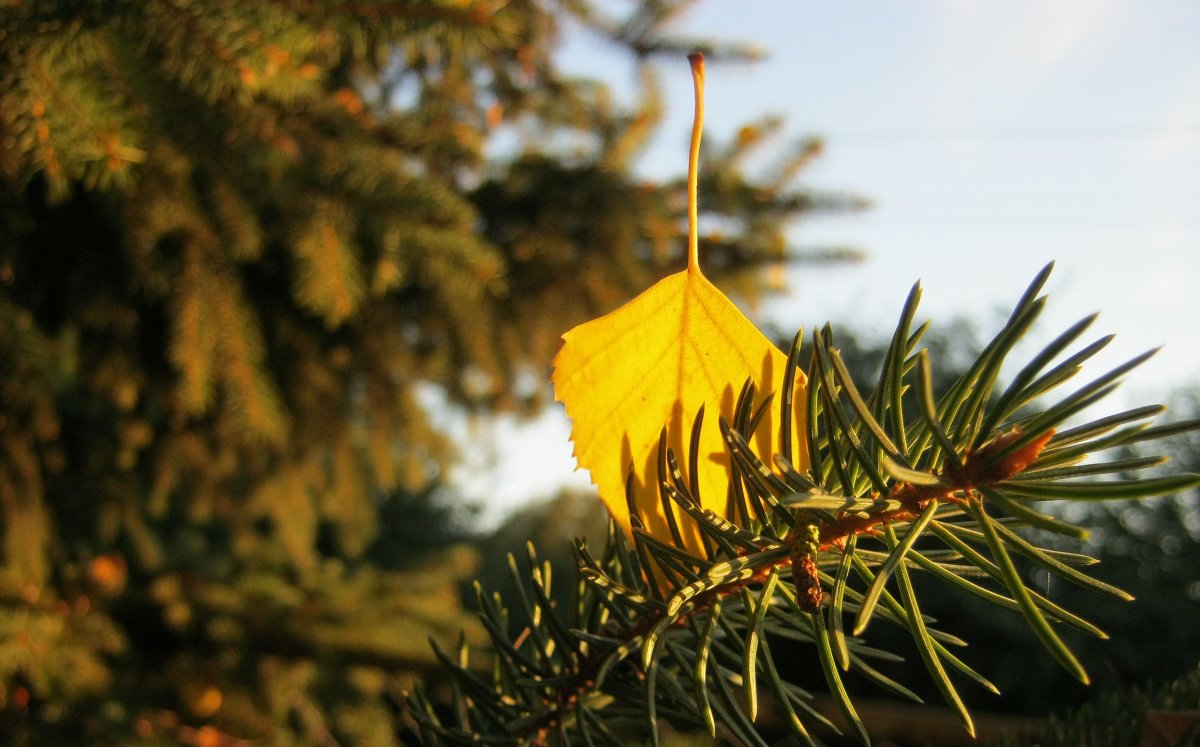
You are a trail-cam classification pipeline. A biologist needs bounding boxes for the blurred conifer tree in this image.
[0,1,859,742]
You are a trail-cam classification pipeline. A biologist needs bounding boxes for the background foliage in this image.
[0,1,863,743]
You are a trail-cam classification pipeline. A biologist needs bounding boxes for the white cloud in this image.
[1140,74,1200,162]
[929,0,1136,121]
[1007,1,1131,79]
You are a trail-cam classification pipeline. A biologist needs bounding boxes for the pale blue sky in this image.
[460,1,1200,525]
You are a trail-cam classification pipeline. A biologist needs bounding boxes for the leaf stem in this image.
[687,52,705,275]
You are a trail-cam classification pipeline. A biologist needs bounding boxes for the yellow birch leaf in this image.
[552,266,806,551]
[551,54,808,558]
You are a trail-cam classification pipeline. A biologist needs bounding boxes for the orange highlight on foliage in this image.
[967,427,1056,484]
[333,88,364,115]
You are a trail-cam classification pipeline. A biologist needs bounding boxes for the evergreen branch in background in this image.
[404,267,1200,746]
[1021,661,1200,747]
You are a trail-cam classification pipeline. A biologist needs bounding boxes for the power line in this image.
[799,212,1200,233]
[813,124,1200,144]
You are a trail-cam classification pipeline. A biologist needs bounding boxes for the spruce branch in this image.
[405,268,1200,745]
